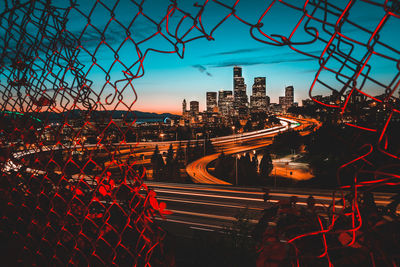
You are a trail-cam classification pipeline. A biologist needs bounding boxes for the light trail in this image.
[156,196,265,210]
[167,209,259,224]
[154,217,224,230]
[145,181,399,233]
[153,188,264,202]
[186,116,306,184]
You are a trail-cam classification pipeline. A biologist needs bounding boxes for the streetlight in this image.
[203,131,210,157]
[285,162,289,176]
[235,154,239,186]
[232,126,236,143]
[204,137,206,157]
[160,133,165,142]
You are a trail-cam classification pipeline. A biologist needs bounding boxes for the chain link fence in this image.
[1,0,399,266]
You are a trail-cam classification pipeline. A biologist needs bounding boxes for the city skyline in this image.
[1,0,394,115]
[1,1,396,116]
[45,0,396,115]
[183,66,294,117]
[134,56,309,114]
[155,67,302,116]
[2,1,400,266]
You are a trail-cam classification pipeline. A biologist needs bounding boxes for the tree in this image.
[233,119,242,132]
[164,144,176,180]
[174,142,185,181]
[175,141,185,163]
[259,151,273,178]
[151,145,164,180]
[244,119,252,132]
[268,115,280,125]
[237,153,258,185]
[166,144,174,165]
[125,128,136,142]
[205,138,215,155]
[251,154,258,170]
[271,130,302,155]
[214,152,234,183]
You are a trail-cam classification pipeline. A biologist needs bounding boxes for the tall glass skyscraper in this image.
[233,66,248,117]
[250,77,268,112]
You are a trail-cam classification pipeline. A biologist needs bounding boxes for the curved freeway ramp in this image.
[186,116,318,184]
[186,154,230,184]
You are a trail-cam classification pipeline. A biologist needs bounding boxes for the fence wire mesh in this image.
[0,0,399,266]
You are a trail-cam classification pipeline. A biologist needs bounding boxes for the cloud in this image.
[192,64,212,76]
[69,23,155,48]
[200,49,323,68]
[207,56,316,68]
[209,60,264,68]
[205,47,266,57]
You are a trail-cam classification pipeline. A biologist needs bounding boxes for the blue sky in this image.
[128,0,324,112]
[2,0,398,114]
[127,0,398,113]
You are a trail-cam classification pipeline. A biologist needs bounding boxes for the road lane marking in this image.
[189,226,215,232]
[156,196,264,210]
[154,217,224,229]
[154,188,264,202]
[167,209,260,224]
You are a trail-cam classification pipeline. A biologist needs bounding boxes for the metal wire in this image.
[0,0,399,266]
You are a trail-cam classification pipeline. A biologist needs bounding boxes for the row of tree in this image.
[151,140,214,181]
[212,150,273,186]
[300,121,400,189]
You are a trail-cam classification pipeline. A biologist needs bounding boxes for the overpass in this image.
[186,116,318,184]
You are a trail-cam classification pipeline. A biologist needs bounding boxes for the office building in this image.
[250,77,268,113]
[279,96,286,106]
[233,66,248,116]
[182,99,187,115]
[279,85,295,112]
[285,85,294,107]
[218,90,234,118]
[206,92,217,113]
[190,101,199,115]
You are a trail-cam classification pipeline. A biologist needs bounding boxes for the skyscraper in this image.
[206,92,217,113]
[233,66,248,117]
[182,99,187,115]
[285,85,294,106]
[279,96,286,106]
[233,66,242,77]
[190,101,199,115]
[250,77,268,113]
[218,90,234,118]
[279,85,294,112]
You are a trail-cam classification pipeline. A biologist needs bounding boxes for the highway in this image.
[6,115,397,241]
[5,116,317,183]
[145,181,399,235]
[11,147,398,238]
[22,167,396,235]
[186,116,318,184]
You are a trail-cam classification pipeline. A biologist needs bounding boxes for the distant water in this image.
[135,118,164,124]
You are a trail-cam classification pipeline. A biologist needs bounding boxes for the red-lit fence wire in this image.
[1,0,399,266]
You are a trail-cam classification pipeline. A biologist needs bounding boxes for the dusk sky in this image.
[121,0,398,114]
[3,0,397,114]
